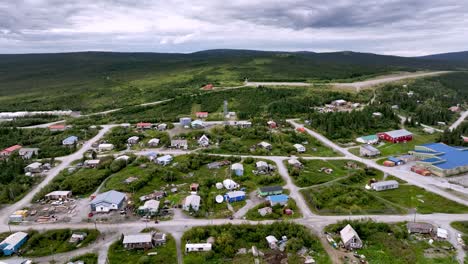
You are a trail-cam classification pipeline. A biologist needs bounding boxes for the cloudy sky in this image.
[1,0,467,56]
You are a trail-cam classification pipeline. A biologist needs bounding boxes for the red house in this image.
[378,129,413,143]
[49,124,66,132]
[196,112,208,118]
[202,84,214,90]
[0,145,22,157]
[136,122,152,130]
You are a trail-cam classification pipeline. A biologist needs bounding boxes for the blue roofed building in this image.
[266,194,289,206]
[62,136,78,146]
[0,231,28,256]
[224,191,246,203]
[387,157,404,166]
[410,143,468,177]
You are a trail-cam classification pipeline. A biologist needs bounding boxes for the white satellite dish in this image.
[215,195,224,204]
[215,182,223,190]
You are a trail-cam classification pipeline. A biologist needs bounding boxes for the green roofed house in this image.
[356,135,379,144]
[258,186,283,197]
[411,143,468,177]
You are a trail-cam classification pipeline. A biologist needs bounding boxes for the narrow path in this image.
[450,111,468,131]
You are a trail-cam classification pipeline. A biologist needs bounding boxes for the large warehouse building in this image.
[411,143,468,177]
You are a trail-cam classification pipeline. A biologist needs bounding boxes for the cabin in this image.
[98,143,114,152]
[258,186,283,196]
[127,136,140,145]
[183,194,201,211]
[19,148,39,159]
[231,163,244,176]
[359,144,380,157]
[257,141,272,150]
[293,144,306,153]
[224,191,246,203]
[287,158,303,168]
[198,135,210,147]
[148,138,160,147]
[84,159,101,168]
[156,155,173,166]
[0,232,28,256]
[24,162,43,174]
[371,180,399,191]
[340,224,362,250]
[407,222,435,235]
[378,129,413,143]
[90,190,126,213]
[171,139,188,150]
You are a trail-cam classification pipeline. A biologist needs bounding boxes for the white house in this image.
[90,190,126,213]
[258,141,272,150]
[148,138,160,147]
[171,139,188,150]
[127,136,140,145]
[293,144,306,153]
[198,135,210,147]
[115,155,130,162]
[371,180,399,191]
[340,224,363,249]
[156,155,173,166]
[183,194,201,211]
[185,243,212,252]
[223,179,238,190]
[24,162,43,174]
[98,143,114,152]
[266,235,278,249]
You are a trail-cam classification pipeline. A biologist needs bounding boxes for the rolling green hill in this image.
[0,50,465,113]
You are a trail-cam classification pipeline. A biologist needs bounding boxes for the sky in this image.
[0,0,467,56]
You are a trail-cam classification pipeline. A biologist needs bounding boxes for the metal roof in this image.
[383,129,412,138]
[371,180,399,188]
[46,191,71,196]
[123,234,152,244]
[267,194,289,202]
[91,190,125,205]
[419,143,468,170]
[0,232,28,248]
[361,144,379,152]
[231,163,243,170]
[226,191,245,198]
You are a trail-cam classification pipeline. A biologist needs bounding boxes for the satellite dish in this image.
[215,195,224,204]
[215,183,223,190]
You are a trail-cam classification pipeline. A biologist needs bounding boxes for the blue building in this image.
[387,156,404,166]
[267,194,289,206]
[412,143,468,177]
[0,231,28,256]
[224,191,246,203]
[62,136,78,146]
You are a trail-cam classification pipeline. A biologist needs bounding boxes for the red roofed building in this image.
[49,124,66,132]
[0,145,22,157]
[202,84,214,90]
[296,127,306,133]
[378,129,413,143]
[196,112,208,118]
[136,122,152,130]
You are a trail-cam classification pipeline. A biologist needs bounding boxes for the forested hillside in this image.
[0,50,464,113]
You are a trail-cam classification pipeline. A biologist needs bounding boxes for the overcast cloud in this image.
[0,0,467,56]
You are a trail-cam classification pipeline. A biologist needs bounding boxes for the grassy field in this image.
[287,159,364,187]
[1,50,456,113]
[108,230,177,264]
[67,253,98,264]
[325,220,458,264]
[301,169,468,215]
[101,154,283,219]
[182,222,331,264]
[11,229,100,257]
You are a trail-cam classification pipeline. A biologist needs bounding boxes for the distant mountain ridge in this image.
[417,51,468,63]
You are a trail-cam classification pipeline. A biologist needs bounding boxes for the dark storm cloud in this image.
[0,0,467,55]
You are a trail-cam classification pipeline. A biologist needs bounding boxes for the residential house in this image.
[136,122,152,130]
[267,121,277,129]
[127,136,139,145]
[156,155,173,166]
[157,123,168,131]
[231,163,244,176]
[145,152,158,161]
[84,159,101,168]
[123,234,154,250]
[18,148,39,159]
[190,183,199,192]
[267,194,289,206]
[437,228,448,240]
[256,161,274,173]
[258,207,273,216]
[287,158,303,169]
[171,139,188,150]
[257,141,272,150]
[138,199,160,216]
[359,144,380,157]
[48,124,66,132]
[223,179,238,190]
[198,135,210,147]
[0,232,28,256]
[24,162,43,174]
[195,112,208,118]
[139,191,165,202]
[265,235,278,249]
[191,120,205,129]
[0,145,22,157]
[293,144,306,153]
[98,143,114,152]
[378,129,413,143]
[90,190,126,213]
[62,136,78,146]
[340,224,363,250]
[69,233,87,243]
[235,121,252,128]
[407,222,435,234]
[185,243,212,252]
[371,180,399,191]
[183,194,201,211]
[154,233,167,246]
[224,191,246,203]
[258,186,283,196]
[148,138,160,147]
[45,191,72,200]
[180,117,192,127]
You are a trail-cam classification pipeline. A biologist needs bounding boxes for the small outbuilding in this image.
[340,224,362,250]
[371,180,399,191]
[231,163,244,176]
[359,144,380,157]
